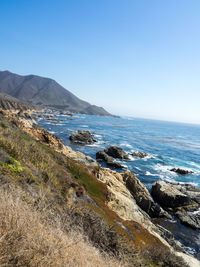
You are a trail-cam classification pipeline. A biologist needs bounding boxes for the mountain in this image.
[0,70,111,116]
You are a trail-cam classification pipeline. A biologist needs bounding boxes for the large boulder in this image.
[122,171,169,218]
[96,151,110,162]
[96,151,124,169]
[69,130,96,145]
[151,181,193,209]
[104,146,129,160]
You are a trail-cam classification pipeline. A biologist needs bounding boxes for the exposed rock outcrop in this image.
[24,127,98,167]
[151,180,193,209]
[96,151,124,169]
[151,180,200,229]
[92,168,152,224]
[122,171,169,218]
[70,130,96,145]
[96,146,129,170]
[104,146,129,160]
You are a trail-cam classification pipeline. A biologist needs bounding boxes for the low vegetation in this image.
[0,187,124,267]
[0,113,189,266]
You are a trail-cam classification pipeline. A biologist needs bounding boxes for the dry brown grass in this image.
[0,187,125,267]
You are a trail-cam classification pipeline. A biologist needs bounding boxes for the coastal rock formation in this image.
[70,130,96,145]
[131,151,148,158]
[104,146,129,160]
[96,151,124,169]
[151,181,193,208]
[25,127,98,167]
[122,171,169,218]
[170,168,194,175]
[152,181,200,229]
[93,168,152,224]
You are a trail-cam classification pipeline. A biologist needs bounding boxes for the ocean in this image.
[37,114,200,189]
[37,113,200,258]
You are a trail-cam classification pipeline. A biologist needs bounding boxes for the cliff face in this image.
[0,109,198,267]
[0,70,111,116]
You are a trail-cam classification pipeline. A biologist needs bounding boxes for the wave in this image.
[94,134,102,138]
[145,171,157,176]
[135,167,142,171]
[86,140,105,148]
[119,143,133,149]
[188,208,200,215]
[53,122,66,126]
[128,155,137,161]
[121,164,128,169]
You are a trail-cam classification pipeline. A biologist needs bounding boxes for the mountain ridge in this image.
[0,70,111,116]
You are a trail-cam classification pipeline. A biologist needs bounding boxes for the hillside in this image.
[0,93,35,111]
[0,108,196,266]
[0,70,111,116]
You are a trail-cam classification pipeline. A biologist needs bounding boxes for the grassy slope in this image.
[0,114,188,267]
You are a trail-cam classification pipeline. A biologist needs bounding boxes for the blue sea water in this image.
[38,114,200,189]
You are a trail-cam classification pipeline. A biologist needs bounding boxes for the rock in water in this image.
[170,168,194,175]
[131,151,148,158]
[104,146,129,160]
[96,151,110,162]
[70,130,96,144]
[96,151,124,169]
[151,181,193,208]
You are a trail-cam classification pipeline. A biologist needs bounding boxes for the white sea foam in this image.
[81,125,88,128]
[153,164,177,182]
[43,122,53,125]
[122,164,128,169]
[143,154,156,161]
[188,208,200,216]
[49,131,56,134]
[188,161,200,170]
[154,164,175,174]
[128,155,137,161]
[54,122,65,126]
[94,134,102,138]
[87,140,104,148]
[135,167,142,171]
[119,143,133,148]
[182,246,196,255]
[163,177,198,187]
[145,171,157,176]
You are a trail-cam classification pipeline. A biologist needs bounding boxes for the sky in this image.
[0,0,200,124]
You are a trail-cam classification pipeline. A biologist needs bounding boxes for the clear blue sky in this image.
[0,0,200,123]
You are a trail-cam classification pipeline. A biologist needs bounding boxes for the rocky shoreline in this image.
[2,108,200,266]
